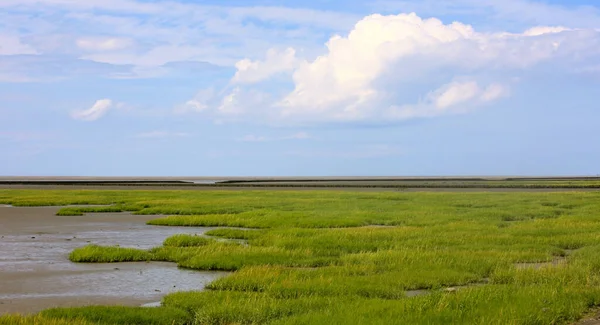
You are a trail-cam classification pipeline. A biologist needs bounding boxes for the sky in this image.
[1,0,600,176]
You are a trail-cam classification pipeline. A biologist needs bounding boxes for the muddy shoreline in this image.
[0,206,226,315]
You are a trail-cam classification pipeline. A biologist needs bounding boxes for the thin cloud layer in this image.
[0,0,356,72]
[76,37,134,52]
[135,131,191,138]
[237,132,312,142]
[0,34,37,55]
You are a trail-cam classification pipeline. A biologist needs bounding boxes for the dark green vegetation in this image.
[215,178,600,189]
[2,189,600,324]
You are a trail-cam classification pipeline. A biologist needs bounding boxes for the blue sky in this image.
[1,0,599,176]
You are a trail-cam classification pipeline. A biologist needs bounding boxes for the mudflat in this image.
[0,206,226,315]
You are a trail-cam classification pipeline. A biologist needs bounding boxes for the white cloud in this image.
[2,0,598,87]
[232,48,300,84]
[523,26,570,37]
[276,13,581,120]
[7,0,593,125]
[430,81,508,111]
[433,81,481,110]
[480,84,510,102]
[217,87,271,117]
[76,37,133,51]
[267,13,596,123]
[178,12,599,124]
[388,80,509,119]
[181,99,209,113]
[70,99,113,121]
[135,131,190,138]
[175,88,216,114]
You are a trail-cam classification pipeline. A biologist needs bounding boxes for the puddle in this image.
[405,279,490,298]
[360,225,397,229]
[406,290,429,297]
[515,257,567,270]
[184,180,222,185]
[0,204,113,208]
[0,262,225,300]
[64,205,116,207]
[0,206,227,315]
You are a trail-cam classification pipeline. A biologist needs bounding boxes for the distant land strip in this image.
[2,177,600,189]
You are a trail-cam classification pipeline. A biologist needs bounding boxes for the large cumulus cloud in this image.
[183,12,600,124]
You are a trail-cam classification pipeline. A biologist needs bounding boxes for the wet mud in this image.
[0,206,226,315]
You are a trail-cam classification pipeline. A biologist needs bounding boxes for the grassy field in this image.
[2,189,600,324]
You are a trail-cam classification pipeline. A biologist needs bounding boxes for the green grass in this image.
[40,306,190,325]
[204,228,263,240]
[0,315,91,325]
[163,234,213,247]
[69,245,153,263]
[3,189,600,324]
[56,206,124,216]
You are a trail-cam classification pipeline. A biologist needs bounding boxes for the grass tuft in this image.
[69,245,152,263]
[163,234,213,247]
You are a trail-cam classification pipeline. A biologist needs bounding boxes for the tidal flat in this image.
[0,205,226,315]
[2,189,600,324]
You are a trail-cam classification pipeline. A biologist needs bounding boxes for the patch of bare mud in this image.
[405,290,429,297]
[0,206,226,315]
[575,309,600,325]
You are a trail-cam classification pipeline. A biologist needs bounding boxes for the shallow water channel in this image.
[0,206,227,315]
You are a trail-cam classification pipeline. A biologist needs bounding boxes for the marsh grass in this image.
[163,234,213,247]
[56,206,124,216]
[267,285,600,325]
[0,315,91,325]
[69,245,152,263]
[40,306,190,325]
[204,228,263,240]
[163,291,335,324]
[5,189,600,324]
